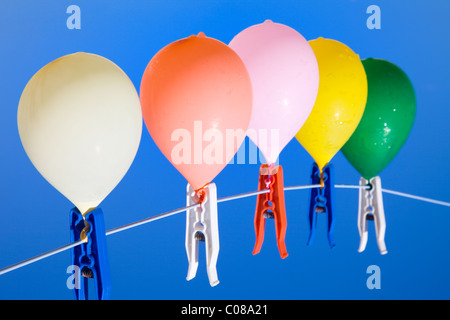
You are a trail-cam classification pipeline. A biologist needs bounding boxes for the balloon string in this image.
[0,183,449,276]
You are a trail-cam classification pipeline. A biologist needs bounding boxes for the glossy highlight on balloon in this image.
[341,58,416,180]
[18,52,143,214]
[295,38,368,172]
[140,32,253,190]
[229,20,319,164]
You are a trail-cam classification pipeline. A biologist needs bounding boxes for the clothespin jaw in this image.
[358,176,387,255]
[307,163,336,248]
[185,183,220,287]
[253,164,288,259]
[70,207,111,300]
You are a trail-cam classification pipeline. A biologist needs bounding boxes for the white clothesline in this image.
[0,183,448,276]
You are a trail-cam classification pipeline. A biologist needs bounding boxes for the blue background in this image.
[0,0,449,300]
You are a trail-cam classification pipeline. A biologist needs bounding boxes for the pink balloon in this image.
[229,20,319,164]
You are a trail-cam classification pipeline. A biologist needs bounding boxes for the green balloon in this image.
[341,58,416,180]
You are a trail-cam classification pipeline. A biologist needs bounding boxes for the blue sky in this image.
[0,0,449,299]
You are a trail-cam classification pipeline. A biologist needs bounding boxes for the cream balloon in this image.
[18,52,142,214]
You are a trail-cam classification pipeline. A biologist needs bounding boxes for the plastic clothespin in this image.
[253,164,288,259]
[357,176,387,255]
[70,207,111,300]
[186,183,220,287]
[307,163,336,248]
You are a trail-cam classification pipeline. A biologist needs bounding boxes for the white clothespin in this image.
[185,183,220,287]
[357,176,387,255]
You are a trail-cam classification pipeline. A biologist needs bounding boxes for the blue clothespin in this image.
[307,163,336,248]
[70,207,111,300]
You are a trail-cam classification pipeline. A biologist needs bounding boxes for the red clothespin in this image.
[253,163,288,259]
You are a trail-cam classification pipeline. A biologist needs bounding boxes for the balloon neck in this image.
[81,207,96,217]
[80,220,91,243]
[80,207,96,243]
[319,169,325,189]
[264,175,274,189]
[263,163,277,189]
[194,184,209,204]
[261,162,278,177]
[197,189,206,204]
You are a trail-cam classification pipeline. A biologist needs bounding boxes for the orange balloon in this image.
[140,33,253,190]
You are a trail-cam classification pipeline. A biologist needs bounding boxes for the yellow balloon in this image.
[295,38,368,172]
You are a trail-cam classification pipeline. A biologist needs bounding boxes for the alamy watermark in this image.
[66,265,81,289]
[366,265,381,289]
[366,5,381,30]
[170,121,280,166]
[67,5,81,30]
